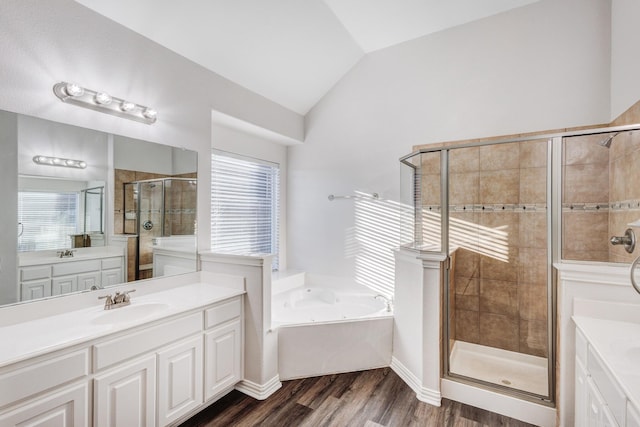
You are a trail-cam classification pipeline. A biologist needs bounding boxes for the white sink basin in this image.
[92,303,170,325]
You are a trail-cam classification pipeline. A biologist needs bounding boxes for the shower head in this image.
[599,132,620,148]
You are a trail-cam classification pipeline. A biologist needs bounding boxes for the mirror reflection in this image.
[3,112,198,306]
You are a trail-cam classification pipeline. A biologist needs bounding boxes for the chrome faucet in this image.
[56,249,75,258]
[374,294,393,312]
[98,289,136,310]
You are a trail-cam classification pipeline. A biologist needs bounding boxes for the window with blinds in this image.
[211,152,280,270]
[18,191,79,252]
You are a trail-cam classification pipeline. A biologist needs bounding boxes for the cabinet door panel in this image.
[51,276,77,296]
[101,268,122,287]
[0,383,88,427]
[575,357,588,427]
[20,279,51,301]
[205,321,241,401]
[94,356,156,427]
[158,336,203,426]
[77,272,100,291]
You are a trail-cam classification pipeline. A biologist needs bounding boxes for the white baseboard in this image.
[390,356,441,406]
[235,375,282,400]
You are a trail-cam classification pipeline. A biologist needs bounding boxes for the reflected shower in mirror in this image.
[0,110,197,307]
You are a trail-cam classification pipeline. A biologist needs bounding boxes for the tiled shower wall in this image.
[562,130,640,263]
[420,140,549,358]
[449,141,548,358]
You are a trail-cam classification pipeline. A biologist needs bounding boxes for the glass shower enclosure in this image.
[400,138,555,403]
[123,178,197,279]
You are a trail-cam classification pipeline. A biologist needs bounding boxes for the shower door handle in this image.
[610,228,635,253]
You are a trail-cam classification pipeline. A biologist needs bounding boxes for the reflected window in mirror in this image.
[18,191,78,251]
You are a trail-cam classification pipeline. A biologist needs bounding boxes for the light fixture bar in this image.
[53,82,157,125]
[33,155,87,169]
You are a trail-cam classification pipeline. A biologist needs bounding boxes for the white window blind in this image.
[18,191,79,252]
[211,152,280,270]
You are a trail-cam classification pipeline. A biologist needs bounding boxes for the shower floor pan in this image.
[449,341,548,396]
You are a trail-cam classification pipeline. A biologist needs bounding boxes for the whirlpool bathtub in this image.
[272,271,393,380]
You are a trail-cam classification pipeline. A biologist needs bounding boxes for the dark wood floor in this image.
[179,368,537,427]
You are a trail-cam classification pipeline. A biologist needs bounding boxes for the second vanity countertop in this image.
[18,246,125,267]
[573,315,640,411]
[0,282,244,368]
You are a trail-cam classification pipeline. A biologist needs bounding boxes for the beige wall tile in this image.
[518,282,547,322]
[519,140,547,168]
[480,250,518,282]
[420,152,441,174]
[479,313,519,352]
[520,212,547,249]
[520,167,546,204]
[450,172,479,205]
[562,249,608,262]
[479,142,520,171]
[563,163,609,204]
[450,147,479,173]
[609,156,628,202]
[480,279,518,317]
[421,173,440,205]
[456,309,479,344]
[455,276,479,296]
[456,294,479,312]
[480,169,520,204]
[518,248,547,286]
[452,248,480,279]
[562,212,608,253]
[519,319,548,357]
[563,134,609,166]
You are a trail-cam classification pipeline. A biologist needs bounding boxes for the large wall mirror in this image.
[0,110,197,307]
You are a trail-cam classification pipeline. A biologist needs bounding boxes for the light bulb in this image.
[120,101,135,112]
[64,83,84,97]
[142,108,157,120]
[95,92,112,105]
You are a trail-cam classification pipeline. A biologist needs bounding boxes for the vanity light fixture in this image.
[53,82,157,125]
[33,155,87,169]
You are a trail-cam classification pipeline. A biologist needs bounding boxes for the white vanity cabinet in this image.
[204,298,243,401]
[0,349,91,426]
[0,291,244,427]
[575,327,640,427]
[19,256,124,301]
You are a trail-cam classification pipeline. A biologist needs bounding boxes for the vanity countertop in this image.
[0,282,244,368]
[573,315,640,411]
[18,246,125,267]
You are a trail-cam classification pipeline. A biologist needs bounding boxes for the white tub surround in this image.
[556,262,640,427]
[199,252,280,400]
[573,308,640,426]
[392,248,445,406]
[0,271,245,426]
[273,271,393,380]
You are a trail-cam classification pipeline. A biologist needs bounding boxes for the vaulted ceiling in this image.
[74,0,539,115]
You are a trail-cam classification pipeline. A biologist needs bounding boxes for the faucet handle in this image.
[122,289,136,302]
[98,294,114,309]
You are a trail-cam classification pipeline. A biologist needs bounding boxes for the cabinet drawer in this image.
[20,266,50,281]
[93,312,203,371]
[588,346,626,426]
[0,349,89,408]
[53,259,101,276]
[101,257,122,270]
[205,297,242,329]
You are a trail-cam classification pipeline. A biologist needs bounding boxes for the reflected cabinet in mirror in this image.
[0,110,197,306]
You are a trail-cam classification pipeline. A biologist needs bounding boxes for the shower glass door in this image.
[137,180,164,279]
[445,139,552,401]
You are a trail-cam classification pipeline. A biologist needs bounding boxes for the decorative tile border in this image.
[420,204,547,213]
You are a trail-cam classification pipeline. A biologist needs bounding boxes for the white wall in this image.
[211,124,289,271]
[611,0,640,119]
[18,115,108,182]
[287,0,612,286]
[0,0,303,254]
